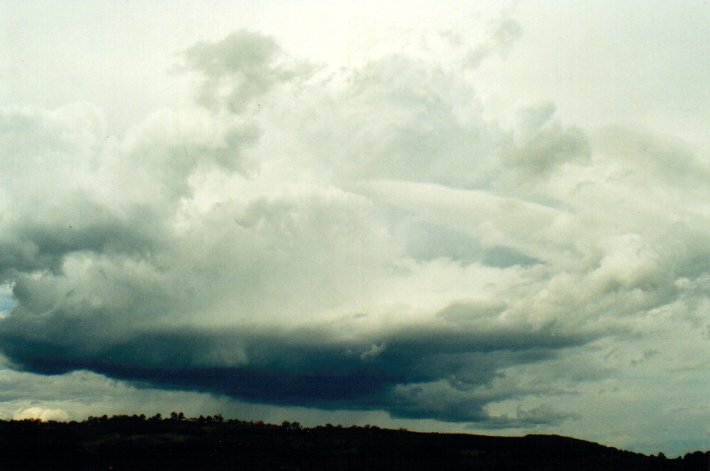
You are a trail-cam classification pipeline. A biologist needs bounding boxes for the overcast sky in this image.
[1,0,709,456]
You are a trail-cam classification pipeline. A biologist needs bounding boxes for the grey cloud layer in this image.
[1,30,709,430]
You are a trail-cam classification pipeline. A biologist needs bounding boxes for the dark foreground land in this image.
[1,415,708,470]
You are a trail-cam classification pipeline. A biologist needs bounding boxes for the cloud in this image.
[503,102,590,176]
[0,24,709,440]
[0,314,590,425]
[465,13,523,68]
[12,407,69,422]
[183,30,312,112]
[0,367,255,423]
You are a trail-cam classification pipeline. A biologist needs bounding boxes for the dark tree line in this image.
[1,414,708,470]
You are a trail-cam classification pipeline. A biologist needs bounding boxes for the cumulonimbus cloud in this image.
[1,29,709,429]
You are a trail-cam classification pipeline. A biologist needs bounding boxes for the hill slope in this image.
[1,416,707,470]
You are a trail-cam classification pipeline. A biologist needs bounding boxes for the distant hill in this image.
[1,415,708,470]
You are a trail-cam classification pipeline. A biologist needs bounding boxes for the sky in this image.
[0,0,709,456]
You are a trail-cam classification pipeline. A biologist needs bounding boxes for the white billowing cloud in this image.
[13,407,69,422]
[503,102,590,176]
[0,6,708,456]
[465,13,523,68]
[182,29,315,115]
